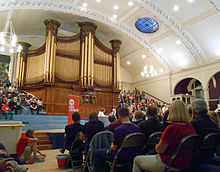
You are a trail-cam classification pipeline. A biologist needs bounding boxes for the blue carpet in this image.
[0,108,86,130]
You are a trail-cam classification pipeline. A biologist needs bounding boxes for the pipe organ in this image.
[15,19,122,118]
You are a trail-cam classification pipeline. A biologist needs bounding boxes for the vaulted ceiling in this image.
[0,0,220,82]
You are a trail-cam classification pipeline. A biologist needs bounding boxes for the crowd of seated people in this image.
[118,89,168,120]
[0,77,45,119]
[61,88,220,172]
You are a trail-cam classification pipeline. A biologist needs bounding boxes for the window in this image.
[135,18,159,33]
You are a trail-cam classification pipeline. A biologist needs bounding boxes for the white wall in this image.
[134,75,171,103]
[120,66,134,91]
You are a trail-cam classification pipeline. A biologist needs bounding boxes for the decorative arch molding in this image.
[0,0,172,71]
[172,76,203,95]
[207,70,220,88]
[133,0,206,63]
[208,0,220,12]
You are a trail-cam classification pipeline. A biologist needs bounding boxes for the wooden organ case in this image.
[15,19,122,119]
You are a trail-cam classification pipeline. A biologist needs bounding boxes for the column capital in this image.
[44,19,61,37]
[79,22,97,38]
[110,39,122,54]
[18,42,31,61]
[203,87,209,91]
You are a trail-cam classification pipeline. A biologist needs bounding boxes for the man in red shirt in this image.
[16,129,46,163]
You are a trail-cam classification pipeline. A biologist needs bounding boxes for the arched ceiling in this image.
[0,0,220,83]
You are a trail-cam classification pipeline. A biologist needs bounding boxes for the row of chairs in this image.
[68,131,220,172]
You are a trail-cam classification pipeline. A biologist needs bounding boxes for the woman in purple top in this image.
[94,107,141,172]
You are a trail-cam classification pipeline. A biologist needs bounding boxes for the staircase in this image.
[22,132,52,150]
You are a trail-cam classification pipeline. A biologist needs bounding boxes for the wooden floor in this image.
[24,149,72,172]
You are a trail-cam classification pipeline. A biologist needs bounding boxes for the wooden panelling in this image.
[23,84,119,119]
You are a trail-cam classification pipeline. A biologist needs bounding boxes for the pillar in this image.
[203,87,210,109]
[15,42,31,88]
[44,19,61,83]
[110,39,122,90]
[79,22,97,87]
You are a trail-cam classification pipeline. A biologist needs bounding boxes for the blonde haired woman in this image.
[133,100,196,172]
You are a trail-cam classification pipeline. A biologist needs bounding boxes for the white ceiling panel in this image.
[155,0,212,23]
[187,13,220,60]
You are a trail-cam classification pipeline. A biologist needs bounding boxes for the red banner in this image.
[68,95,80,124]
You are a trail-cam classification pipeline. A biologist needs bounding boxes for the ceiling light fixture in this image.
[128,1,134,6]
[142,54,146,59]
[173,5,179,11]
[0,9,22,54]
[127,61,131,65]
[113,14,118,19]
[216,50,220,56]
[113,4,119,10]
[176,39,181,45]
[188,0,194,3]
[96,0,101,2]
[140,56,158,78]
[158,48,164,53]
[82,2,88,7]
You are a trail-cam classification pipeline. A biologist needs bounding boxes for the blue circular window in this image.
[135,18,159,33]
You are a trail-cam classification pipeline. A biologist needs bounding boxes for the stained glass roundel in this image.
[135,18,159,33]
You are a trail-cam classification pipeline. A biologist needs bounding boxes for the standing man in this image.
[30,99,39,115]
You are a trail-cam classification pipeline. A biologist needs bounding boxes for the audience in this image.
[191,99,219,137]
[62,112,84,167]
[108,113,116,123]
[94,107,141,172]
[81,111,105,150]
[29,99,39,115]
[162,110,173,129]
[61,112,84,153]
[98,108,105,116]
[1,101,13,120]
[133,100,196,172]
[191,99,219,165]
[138,106,164,140]
[108,118,121,133]
[0,79,45,118]
[16,129,46,164]
[0,143,28,172]
[208,111,220,128]
[133,110,145,125]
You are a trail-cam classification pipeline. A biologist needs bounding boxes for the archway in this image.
[173,78,203,105]
[208,71,220,110]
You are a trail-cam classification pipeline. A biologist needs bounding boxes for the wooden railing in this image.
[143,91,170,105]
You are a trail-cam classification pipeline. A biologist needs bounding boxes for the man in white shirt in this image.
[98,108,105,116]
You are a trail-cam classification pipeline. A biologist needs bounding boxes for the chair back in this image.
[164,134,201,172]
[88,131,113,172]
[69,132,84,170]
[114,132,145,162]
[120,132,145,149]
[141,132,162,155]
[146,132,162,146]
[192,132,220,165]
[108,132,145,172]
[89,130,113,151]
[201,132,220,150]
[70,132,82,152]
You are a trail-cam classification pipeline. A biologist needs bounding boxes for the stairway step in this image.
[38,140,51,145]
[38,144,52,150]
